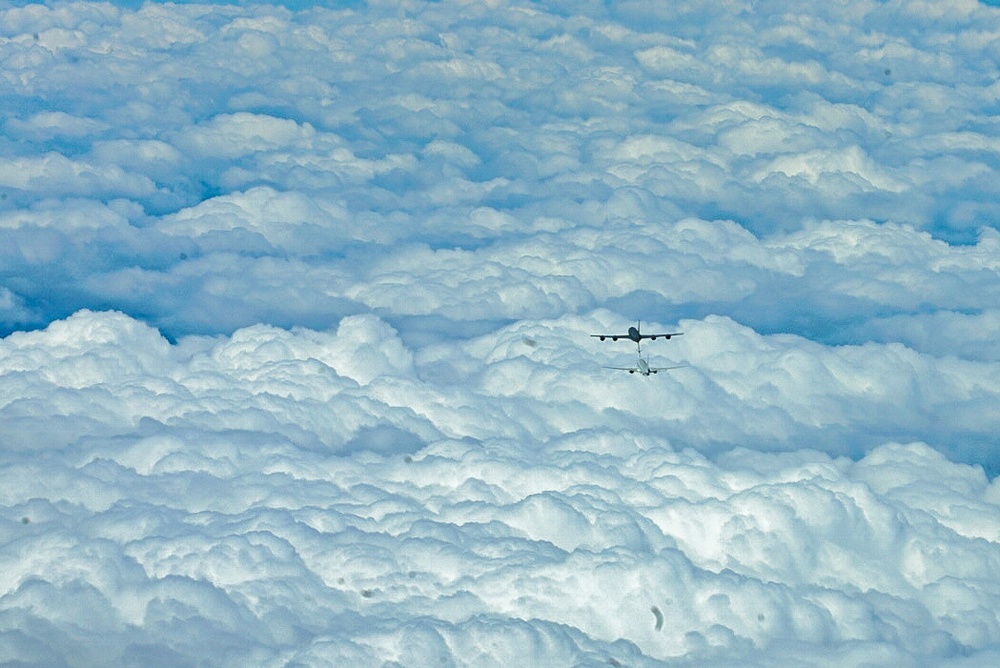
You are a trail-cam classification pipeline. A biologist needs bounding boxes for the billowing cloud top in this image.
[3,309,1000,665]
[2,0,1000,665]
[2,0,1000,340]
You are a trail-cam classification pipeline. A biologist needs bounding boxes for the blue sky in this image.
[2,1,1000,665]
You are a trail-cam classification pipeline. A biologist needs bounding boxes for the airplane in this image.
[591,320,682,344]
[604,356,686,376]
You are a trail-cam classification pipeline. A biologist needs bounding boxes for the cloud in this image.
[3,0,1000,664]
[2,311,1000,664]
[156,185,351,253]
[173,112,318,160]
[0,197,134,231]
[5,110,109,140]
[0,153,157,197]
[859,308,1000,362]
[4,305,997,471]
[3,0,1000,337]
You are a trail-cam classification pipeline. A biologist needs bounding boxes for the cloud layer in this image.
[2,309,1000,665]
[3,0,1000,664]
[2,0,1000,341]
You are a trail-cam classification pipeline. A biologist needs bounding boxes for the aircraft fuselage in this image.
[593,323,679,342]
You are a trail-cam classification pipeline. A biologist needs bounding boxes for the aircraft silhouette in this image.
[604,355,686,376]
[591,320,682,344]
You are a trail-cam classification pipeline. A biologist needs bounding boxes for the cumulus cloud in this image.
[0,153,157,197]
[156,185,352,253]
[3,0,1000,664]
[2,0,999,337]
[1,310,999,665]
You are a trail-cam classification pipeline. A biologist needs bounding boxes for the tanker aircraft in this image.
[590,320,682,344]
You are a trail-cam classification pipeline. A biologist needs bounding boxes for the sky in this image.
[2,0,1000,665]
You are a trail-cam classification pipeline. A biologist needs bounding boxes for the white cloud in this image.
[859,308,1000,361]
[0,153,157,197]
[2,311,999,664]
[157,185,351,253]
[5,110,109,140]
[3,0,1000,663]
[752,145,908,192]
[173,112,318,160]
[89,139,185,177]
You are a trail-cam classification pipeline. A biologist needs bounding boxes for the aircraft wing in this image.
[590,331,684,340]
[639,332,683,340]
[602,365,638,372]
[648,364,687,373]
